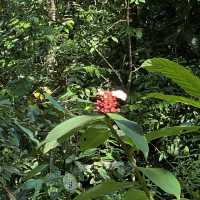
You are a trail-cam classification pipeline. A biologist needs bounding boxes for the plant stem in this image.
[2,185,16,200]
[126,0,133,92]
[82,38,125,89]
[49,150,54,175]
[106,116,151,199]
[95,48,125,89]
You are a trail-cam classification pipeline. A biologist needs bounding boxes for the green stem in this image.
[106,116,151,199]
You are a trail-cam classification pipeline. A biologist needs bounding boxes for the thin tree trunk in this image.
[127,0,133,92]
[47,0,56,21]
[46,0,57,172]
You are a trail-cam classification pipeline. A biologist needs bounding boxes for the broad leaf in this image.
[15,121,39,146]
[144,92,200,108]
[0,98,11,107]
[139,167,181,199]
[21,178,44,199]
[124,188,149,200]
[23,164,48,181]
[74,181,132,200]
[22,179,44,190]
[107,113,149,159]
[146,126,200,141]
[80,125,109,151]
[63,173,78,193]
[42,115,105,153]
[142,58,200,98]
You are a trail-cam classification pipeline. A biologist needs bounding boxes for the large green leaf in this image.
[144,92,200,108]
[74,181,132,200]
[80,125,109,151]
[42,115,105,153]
[146,126,200,142]
[139,167,181,199]
[142,58,200,98]
[124,188,149,200]
[107,113,149,159]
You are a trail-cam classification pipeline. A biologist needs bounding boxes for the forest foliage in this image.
[0,0,200,199]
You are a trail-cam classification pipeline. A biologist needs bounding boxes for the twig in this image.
[94,48,125,89]
[2,185,16,200]
[49,150,54,175]
[107,19,127,31]
[82,39,125,88]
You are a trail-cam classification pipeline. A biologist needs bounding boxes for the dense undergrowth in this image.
[0,0,200,199]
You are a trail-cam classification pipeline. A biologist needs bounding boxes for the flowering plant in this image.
[40,89,181,200]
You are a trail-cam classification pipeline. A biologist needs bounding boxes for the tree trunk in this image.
[47,0,56,21]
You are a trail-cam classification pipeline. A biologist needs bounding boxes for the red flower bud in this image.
[95,91,120,113]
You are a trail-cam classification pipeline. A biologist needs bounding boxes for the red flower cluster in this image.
[96,91,120,113]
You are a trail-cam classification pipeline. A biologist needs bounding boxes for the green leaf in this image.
[45,94,65,113]
[144,92,200,108]
[15,121,39,146]
[0,98,11,107]
[23,164,48,181]
[107,113,149,159]
[74,181,132,200]
[139,167,181,199]
[46,35,54,42]
[63,173,78,193]
[142,58,200,98]
[22,178,44,191]
[146,126,200,141]
[130,0,145,4]
[21,178,44,199]
[124,188,149,200]
[8,78,33,97]
[66,19,75,30]
[80,125,109,151]
[42,115,105,153]
[111,36,118,43]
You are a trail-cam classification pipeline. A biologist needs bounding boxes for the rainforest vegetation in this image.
[0,0,200,199]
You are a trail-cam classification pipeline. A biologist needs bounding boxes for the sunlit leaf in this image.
[139,167,181,199]
[146,126,200,141]
[142,58,200,98]
[144,92,200,108]
[42,115,105,153]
